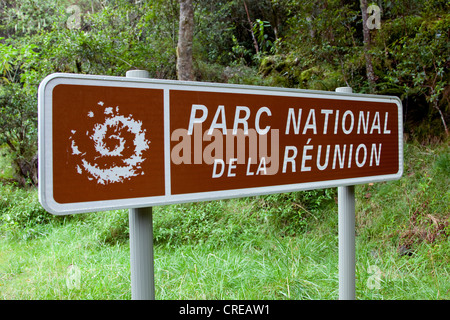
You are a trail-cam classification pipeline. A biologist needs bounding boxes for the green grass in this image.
[0,218,130,299]
[0,223,339,300]
[0,147,14,181]
[0,141,449,300]
[154,235,339,300]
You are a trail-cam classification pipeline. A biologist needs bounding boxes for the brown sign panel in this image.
[39,74,402,214]
[169,90,400,195]
[51,84,165,204]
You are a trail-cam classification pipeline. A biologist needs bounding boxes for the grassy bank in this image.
[0,141,449,300]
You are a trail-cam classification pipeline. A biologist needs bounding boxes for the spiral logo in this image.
[69,101,150,185]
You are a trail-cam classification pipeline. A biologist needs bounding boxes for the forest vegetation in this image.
[0,0,448,184]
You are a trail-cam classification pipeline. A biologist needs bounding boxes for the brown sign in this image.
[39,74,402,214]
[51,84,165,204]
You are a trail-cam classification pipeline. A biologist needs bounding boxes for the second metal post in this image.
[338,185,356,300]
[335,86,356,300]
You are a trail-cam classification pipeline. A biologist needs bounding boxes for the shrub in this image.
[90,210,129,245]
[0,184,55,239]
[154,201,230,246]
[256,189,336,237]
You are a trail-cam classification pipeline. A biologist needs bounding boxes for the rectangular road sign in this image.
[38,73,403,214]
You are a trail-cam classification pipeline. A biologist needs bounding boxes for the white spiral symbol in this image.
[69,101,150,185]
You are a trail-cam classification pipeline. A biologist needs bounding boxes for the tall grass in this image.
[0,141,449,299]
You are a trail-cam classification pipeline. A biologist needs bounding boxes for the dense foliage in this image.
[0,0,449,184]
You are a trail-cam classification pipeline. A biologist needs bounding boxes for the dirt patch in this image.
[397,201,449,256]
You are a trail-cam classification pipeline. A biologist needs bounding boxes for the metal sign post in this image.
[336,87,355,300]
[128,206,154,300]
[126,70,155,300]
[338,184,356,299]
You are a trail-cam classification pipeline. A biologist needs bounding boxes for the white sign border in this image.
[38,73,403,215]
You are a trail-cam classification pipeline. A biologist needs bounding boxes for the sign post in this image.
[38,73,403,299]
[129,206,154,299]
[335,87,356,300]
[126,70,155,300]
[338,184,355,299]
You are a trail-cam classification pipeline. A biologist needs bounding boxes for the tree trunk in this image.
[177,0,194,81]
[433,99,449,136]
[360,0,377,92]
[243,0,259,54]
